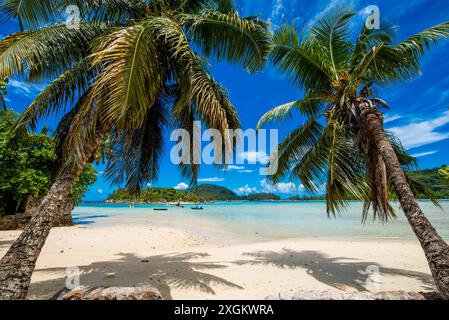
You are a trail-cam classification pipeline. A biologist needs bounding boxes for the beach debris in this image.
[55,286,163,300]
[266,290,444,300]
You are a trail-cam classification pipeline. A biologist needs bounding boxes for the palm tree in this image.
[257,8,449,297]
[0,0,271,299]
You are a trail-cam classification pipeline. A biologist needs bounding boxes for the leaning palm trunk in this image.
[360,101,449,298]
[0,132,105,299]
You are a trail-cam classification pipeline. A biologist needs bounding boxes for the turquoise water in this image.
[73,201,449,240]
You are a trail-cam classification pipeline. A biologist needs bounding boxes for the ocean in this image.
[73,200,449,240]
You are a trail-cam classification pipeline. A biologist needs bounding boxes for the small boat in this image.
[153,208,168,211]
[191,206,204,210]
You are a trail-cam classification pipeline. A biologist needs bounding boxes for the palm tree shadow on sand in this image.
[234,248,434,292]
[29,252,242,299]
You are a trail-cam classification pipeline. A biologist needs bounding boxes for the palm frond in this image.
[147,16,240,146]
[271,23,333,92]
[12,59,93,134]
[0,0,57,30]
[311,6,354,77]
[270,118,324,184]
[105,100,167,194]
[405,172,442,208]
[256,95,325,129]
[89,21,165,133]
[65,0,147,23]
[0,23,106,80]
[179,10,271,72]
[394,21,449,60]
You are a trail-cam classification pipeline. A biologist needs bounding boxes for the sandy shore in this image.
[0,224,434,299]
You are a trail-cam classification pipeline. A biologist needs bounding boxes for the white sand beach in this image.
[0,223,434,300]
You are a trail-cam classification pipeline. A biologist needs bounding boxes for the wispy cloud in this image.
[97,189,104,194]
[197,177,225,182]
[411,150,438,158]
[174,182,189,190]
[384,114,403,124]
[388,111,449,149]
[222,165,253,174]
[223,165,245,171]
[7,79,46,96]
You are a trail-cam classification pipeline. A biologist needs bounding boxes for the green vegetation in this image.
[108,184,238,202]
[0,109,97,217]
[243,193,281,201]
[108,188,201,203]
[195,184,239,201]
[0,78,7,109]
[439,166,449,184]
[410,166,449,199]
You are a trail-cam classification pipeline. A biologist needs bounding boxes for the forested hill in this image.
[106,167,449,202]
[408,166,449,199]
[106,184,241,203]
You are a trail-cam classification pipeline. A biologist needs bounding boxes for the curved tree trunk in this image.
[360,101,449,298]
[0,168,80,299]
[54,196,75,227]
[0,131,105,299]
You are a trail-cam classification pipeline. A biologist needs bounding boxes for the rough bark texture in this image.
[359,100,449,299]
[0,131,105,299]
[53,196,75,227]
[0,169,80,299]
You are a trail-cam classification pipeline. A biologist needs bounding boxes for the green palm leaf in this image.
[0,0,57,30]
[271,23,333,92]
[180,10,271,72]
[311,6,354,77]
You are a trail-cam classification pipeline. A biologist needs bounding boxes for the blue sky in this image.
[1,0,449,200]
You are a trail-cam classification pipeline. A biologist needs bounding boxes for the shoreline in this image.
[98,199,449,204]
[0,221,435,299]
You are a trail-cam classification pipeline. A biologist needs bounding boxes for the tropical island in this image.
[105,167,449,203]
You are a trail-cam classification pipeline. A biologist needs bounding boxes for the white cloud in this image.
[197,177,225,182]
[271,0,286,22]
[384,114,403,124]
[97,189,104,194]
[234,185,258,196]
[174,182,189,190]
[222,165,253,174]
[388,111,449,149]
[238,151,270,164]
[223,165,245,171]
[260,179,297,194]
[411,151,438,158]
[7,79,46,96]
